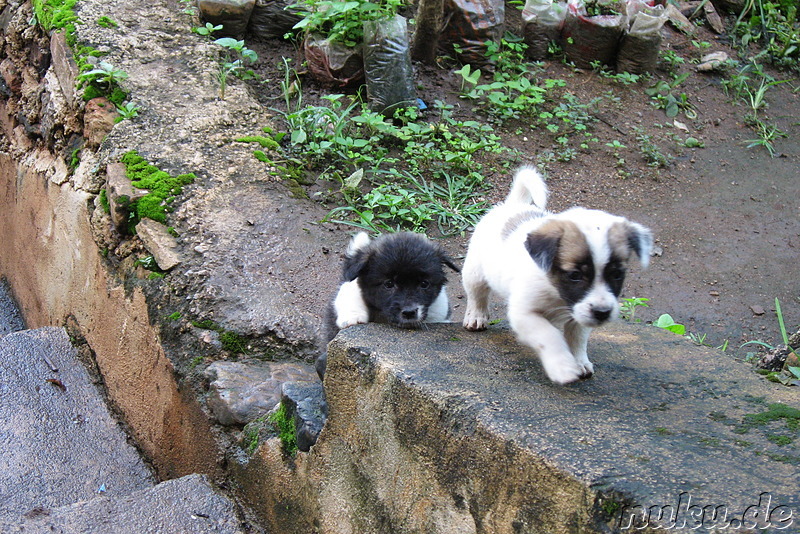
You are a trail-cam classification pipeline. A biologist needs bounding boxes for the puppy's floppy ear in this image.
[440,251,460,272]
[627,222,653,269]
[609,221,653,269]
[524,220,565,272]
[342,249,370,281]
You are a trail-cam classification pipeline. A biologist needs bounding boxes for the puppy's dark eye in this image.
[420,280,430,289]
[609,268,625,281]
[567,270,583,283]
[383,280,395,289]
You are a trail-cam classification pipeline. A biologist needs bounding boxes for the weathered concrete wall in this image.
[0,155,221,479]
[0,1,220,478]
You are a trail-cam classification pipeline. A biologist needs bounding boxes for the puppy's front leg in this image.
[509,308,583,385]
[333,280,369,329]
[564,322,594,378]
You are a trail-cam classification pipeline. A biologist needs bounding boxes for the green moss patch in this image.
[119,151,195,226]
[269,402,298,456]
[32,0,78,37]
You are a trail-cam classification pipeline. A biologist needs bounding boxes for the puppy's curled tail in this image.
[506,165,548,209]
[346,232,371,257]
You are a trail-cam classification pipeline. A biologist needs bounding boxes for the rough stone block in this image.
[135,218,184,271]
[205,360,318,426]
[105,162,146,231]
[307,322,800,533]
[281,380,326,452]
[83,97,118,149]
[48,30,78,108]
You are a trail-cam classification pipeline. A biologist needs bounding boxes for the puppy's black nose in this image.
[401,308,418,320]
[592,308,612,322]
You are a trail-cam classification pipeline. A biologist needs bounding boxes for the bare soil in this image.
[246,12,800,358]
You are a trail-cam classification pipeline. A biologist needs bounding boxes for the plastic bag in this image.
[363,16,416,114]
[562,0,627,69]
[440,0,505,66]
[304,34,365,87]
[247,0,303,40]
[521,0,567,60]
[198,0,256,39]
[616,0,667,73]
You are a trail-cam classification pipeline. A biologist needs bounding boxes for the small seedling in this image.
[195,22,222,36]
[620,297,649,322]
[115,101,140,122]
[653,314,686,335]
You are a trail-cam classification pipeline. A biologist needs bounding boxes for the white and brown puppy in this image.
[462,166,652,385]
[317,231,459,378]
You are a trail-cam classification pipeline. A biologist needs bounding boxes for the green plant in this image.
[659,49,686,76]
[291,0,405,47]
[194,22,222,36]
[460,35,551,125]
[213,37,258,99]
[134,255,161,272]
[584,0,622,17]
[645,74,696,119]
[735,0,800,69]
[455,64,482,94]
[178,0,198,15]
[269,402,298,456]
[77,60,129,104]
[634,130,673,168]
[620,297,649,322]
[115,101,140,122]
[654,314,686,335]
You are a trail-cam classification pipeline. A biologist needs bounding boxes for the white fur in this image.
[426,286,452,323]
[462,166,651,385]
[334,280,370,329]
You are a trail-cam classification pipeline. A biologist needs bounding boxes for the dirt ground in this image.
[244,10,800,360]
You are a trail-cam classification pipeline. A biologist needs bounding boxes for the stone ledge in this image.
[309,321,799,533]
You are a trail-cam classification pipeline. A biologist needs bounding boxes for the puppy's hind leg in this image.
[462,260,491,331]
[564,322,594,378]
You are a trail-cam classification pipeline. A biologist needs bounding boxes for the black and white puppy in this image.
[317,231,459,378]
[462,166,653,385]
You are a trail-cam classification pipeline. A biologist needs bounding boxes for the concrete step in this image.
[1,473,245,533]
[316,321,800,533]
[0,327,246,533]
[0,327,154,516]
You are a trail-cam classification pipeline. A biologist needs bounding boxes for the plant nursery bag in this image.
[363,15,416,114]
[247,0,303,40]
[198,0,256,38]
[521,0,567,60]
[616,0,668,73]
[304,33,365,87]
[439,0,505,66]
[562,0,627,69]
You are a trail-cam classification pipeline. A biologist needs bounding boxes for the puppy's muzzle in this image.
[592,307,612,323]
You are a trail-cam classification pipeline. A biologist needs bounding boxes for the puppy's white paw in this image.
[336,312,369,329]
[462,310,488,331]
[543,359,584,385]
[578,360,594,379]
